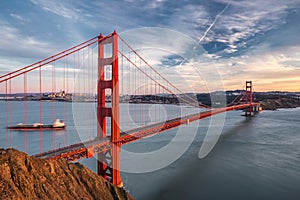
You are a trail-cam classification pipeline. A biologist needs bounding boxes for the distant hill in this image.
[259,97,300,110]
[1,91,300,110]
[0,149,133,200]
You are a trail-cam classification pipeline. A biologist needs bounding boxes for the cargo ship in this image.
[7,119,65,130]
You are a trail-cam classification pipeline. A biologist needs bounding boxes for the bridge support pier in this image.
[97,31,122,187]
[253,105,260,114]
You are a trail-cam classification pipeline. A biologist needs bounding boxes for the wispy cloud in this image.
[167,4,210,36]
[145,0,166,9]
[0,22,56,66]
[0,57,29,75]
[0,0,299,92]
[199,0,299,56]
[30,0,81,20]
[214,44,300,91]
[9,13,30,23]
[198,1,231,42]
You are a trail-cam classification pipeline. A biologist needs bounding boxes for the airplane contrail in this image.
[196,1,232,159]
[198,1,231,42]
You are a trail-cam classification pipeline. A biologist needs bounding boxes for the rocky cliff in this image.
[0,148,133,200]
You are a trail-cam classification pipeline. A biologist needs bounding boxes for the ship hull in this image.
[7,125,65,131]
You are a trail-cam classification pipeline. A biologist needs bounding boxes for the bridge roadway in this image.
[34,103,258,161]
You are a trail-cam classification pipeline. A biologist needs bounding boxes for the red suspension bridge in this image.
[0,31,259,187]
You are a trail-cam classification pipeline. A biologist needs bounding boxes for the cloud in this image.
[166,4,210,36]
[1,0,299,92]
[198,1,231,42]
[30,0,81,20]
[9,13,30,23]
[145,0,167,9]
[0,22,57,67]
[214,44,300,91]
[0,57,29,75]
[198,0,300,56]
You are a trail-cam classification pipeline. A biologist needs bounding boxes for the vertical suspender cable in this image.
[5,81,8,148]
[9,78,12,146]
[73,53,76,143]
[64,56,67,146]
[24,72,28,153]
[77,51,80,143]
[52,61,56,149]
[91,47,95,139]
[87,48,90,138]
[39,67,42,153]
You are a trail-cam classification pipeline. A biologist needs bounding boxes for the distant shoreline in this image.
[1,95,300,111]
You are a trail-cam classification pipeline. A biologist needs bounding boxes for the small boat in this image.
[7,119,65,130]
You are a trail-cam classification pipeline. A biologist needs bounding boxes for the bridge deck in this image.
[34,103,258,161]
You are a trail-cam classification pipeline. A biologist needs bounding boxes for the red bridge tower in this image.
[97,31,122,187]
[244,81,253,116]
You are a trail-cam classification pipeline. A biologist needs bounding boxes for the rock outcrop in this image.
[0,148,133,200]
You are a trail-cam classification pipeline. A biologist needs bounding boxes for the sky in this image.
[0,0,300,92]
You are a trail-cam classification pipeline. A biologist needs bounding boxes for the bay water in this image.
[0,101,299,199]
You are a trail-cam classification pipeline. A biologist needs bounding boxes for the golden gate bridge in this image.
[0,31,259,187]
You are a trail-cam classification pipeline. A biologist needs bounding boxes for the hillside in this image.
[259,97,300,110]
[0,148,133,200]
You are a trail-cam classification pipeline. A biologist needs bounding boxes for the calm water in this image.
[0,102,299,199]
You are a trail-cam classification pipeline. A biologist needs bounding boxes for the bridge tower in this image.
[244,81,253,116]
[97,31,122,187]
